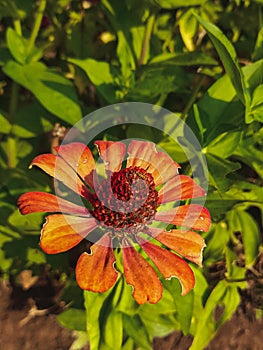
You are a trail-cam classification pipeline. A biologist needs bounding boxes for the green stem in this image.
[27,0,47,54]
[138,14,155,66]
[13,19,22,36]
[181,75,205,121]
[7,82,19,168]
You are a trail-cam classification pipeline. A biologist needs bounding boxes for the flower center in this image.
[90,166,158,229]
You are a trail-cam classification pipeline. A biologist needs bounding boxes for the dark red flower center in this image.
[90,166,158,229]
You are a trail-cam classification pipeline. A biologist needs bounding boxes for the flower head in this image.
[18,140,211,304]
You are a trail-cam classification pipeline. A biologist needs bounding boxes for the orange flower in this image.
[18,141,211,304]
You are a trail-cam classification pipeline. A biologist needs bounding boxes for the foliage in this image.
[0,0,262,349]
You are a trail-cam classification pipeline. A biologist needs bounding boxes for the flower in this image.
[18,140,211,304]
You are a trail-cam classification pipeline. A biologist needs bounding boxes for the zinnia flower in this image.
[18,140,211,304]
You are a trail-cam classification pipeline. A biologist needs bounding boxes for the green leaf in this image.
[102,311,123,350]
[84,287,115,350]
[6,27,27,64]
[230,210,261,268]
[8,209,44,234]
[193,14,251,114]
[154,0,205,9]
[205,153,241,191]
[69,331,89,350]
[163,278,193,334]
[178,9,198,51]
[57,308,86,332]
[149,51,218,66]
[248,84,263,122]
[204,131,241,158]
[69,57,119,103]
[2,60,82,126]
[204,222,230,263]
[122,314,152,350]
[0,112,11,134]
[190,280,241,350]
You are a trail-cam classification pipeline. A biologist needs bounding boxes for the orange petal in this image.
[40,214,97,254]
[94,141,126,172]
[151,228,206,267]
[158,175,206,204]
[127,140,156,169]
[76,235,118,292]
[127,141,180,186]
[54,142,95,188]
[18,192,90,216]
[137,237,195,296]
[122,238,162,304]
[154,204,211,232]
[30,154,91,199]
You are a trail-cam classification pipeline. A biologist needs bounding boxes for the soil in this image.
[0,278,263,350]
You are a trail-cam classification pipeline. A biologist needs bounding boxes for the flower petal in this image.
[76,235,118,292]
[137,237,195,296]
[94,141,126,172]
[122,238,162,304]
[54,142,95,188]
[150,228,206,267]
[127,141,180,186]
[127,140,156,169]
[30,154,91,199]
[40,214,97,254]
[18,192,90,216]
[158,175,206,204]
[154,204,211,232]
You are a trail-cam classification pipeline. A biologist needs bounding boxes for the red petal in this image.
[30,154,91,199]
[122,238,162,304]
[76,235,118,292]
[94,141,126,172]
[137,237,195,296]
[127,140,180,186]
[40,214,97,254]
[18,192,90,216]
[158,175,206,204]
[55,142,95,188]
[154,204,211,231]
[152,228,206,267]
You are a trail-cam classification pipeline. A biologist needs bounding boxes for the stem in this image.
[13,19,22,36]
[138,14,155,66]
[181,75,205,121]
[27,0,47,53]
[7,82,19,168]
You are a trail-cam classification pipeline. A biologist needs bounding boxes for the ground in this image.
[0,279,262,350]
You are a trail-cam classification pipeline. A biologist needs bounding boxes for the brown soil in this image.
[0,279,262,350]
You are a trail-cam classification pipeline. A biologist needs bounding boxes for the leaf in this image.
[248,84,263,122]
[84,287,115,350]
[6,27,27,64]
[154,0,205,9]
[69,331,89,350]
[204,131,241,158]
[149,51,218,66]
[102,311,123,350]
[57,308,86,332]
[2,60,82,126]
[8,209,44,234]
[0,112,11,134]
[122,314,152,350]
[163,278,193,334]
[190,280,241,350]
[230,210,261,268]
[68,57,118,103]
[205,153,241,192]
[193,14,251,112]
[178,9,198,51]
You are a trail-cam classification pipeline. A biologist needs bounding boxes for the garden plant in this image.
[0,0,263,349]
